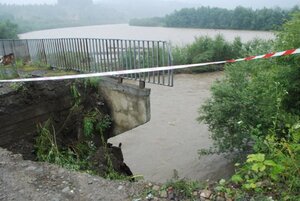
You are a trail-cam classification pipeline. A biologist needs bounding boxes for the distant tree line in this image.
[0,0,126,35]
[0,20,18,39]
[130,6,300,30]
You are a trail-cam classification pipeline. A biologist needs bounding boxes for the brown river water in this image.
[109,72,234,183]
[19,24,275,46]
[19,24,274,182]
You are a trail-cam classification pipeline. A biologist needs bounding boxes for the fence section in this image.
[0,38,173,86]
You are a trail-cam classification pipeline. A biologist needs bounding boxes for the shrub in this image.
[198,60,289,153]
[173,35,273,73]
[221,122,300,200]
[198,11,300,153]
[199,11,300,200]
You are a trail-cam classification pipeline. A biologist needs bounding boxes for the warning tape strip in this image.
[0,48,299,83]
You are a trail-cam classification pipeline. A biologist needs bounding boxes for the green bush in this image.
[0,19,18,39]
[173,35,273,73]
[275,12,300,115]
[221,123,300,200]
[199,11,300,200]
[199,61,289,153]
[198,11,300,153]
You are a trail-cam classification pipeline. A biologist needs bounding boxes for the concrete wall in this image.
[98,78,151,136]
[0,78,151,147]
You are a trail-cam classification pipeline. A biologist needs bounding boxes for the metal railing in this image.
[0,38,174,86]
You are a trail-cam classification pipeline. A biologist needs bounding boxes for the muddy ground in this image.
[0,78,141,201]
[0,147,146,201]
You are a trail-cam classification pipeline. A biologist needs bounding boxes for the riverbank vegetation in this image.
[0,19,18,39]
[172,35,273,73]
[198,12,300,200]
[130,6,299,31]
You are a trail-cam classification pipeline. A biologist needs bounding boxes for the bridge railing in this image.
[0,38,174,86]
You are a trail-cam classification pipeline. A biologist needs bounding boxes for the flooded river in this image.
[19,24,275,46]
[109,72,234,183]
[19,25,274,182]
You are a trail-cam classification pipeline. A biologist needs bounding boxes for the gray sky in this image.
[0,0,298,9]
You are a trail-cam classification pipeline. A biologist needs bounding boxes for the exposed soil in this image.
[0,79,133,180]
[0,78,147,200]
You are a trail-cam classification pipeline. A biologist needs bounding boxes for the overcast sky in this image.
[0,0,298,9]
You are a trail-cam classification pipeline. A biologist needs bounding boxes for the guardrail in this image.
[0,38,174,86]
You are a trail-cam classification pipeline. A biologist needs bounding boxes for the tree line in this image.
[130,6,300,30]
[0,0,126,38]
[0,20,18,39]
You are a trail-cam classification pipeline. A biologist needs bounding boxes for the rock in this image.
[62,186,70,193]
[118,185,123,191]
[225,193,233,201]
[25,166,36,171]
[193,191,198,196]
[18,189,25,194]
[159,190,167,198]
[200,190,212,199]
[152,185,160,191]
[216,196,226,201]
[167,187,176,200]
[146,193,153,200]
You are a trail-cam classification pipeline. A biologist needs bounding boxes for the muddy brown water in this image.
[19,24,275,46]
[109,72,234,183]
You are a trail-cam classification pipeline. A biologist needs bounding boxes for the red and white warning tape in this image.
[226,48,300,63]
[0,48,299,83]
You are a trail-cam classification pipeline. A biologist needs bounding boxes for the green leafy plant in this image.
[35,119,83,170]
[70,83,81,106]
[9,82,26,91]
[199,12,300,200]
[233,153,283,191]
[198,61,288,153]
[213,123,300,200]
[158,170,205,199]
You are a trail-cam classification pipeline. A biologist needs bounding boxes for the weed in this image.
[70,84,81,106]
[35,119,84,170]
[84,77,101,89]
[9,82,26,91]
[160,170,205,199]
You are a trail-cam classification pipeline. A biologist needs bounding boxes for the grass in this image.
[1,59,79,79]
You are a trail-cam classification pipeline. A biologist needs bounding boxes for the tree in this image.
[143,6,294,31]
[275,12,300,114]
[198,11,300,153]
[0,20,18,39]
[57,0,93,8]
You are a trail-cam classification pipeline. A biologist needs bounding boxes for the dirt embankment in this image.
[0,80,144,200]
